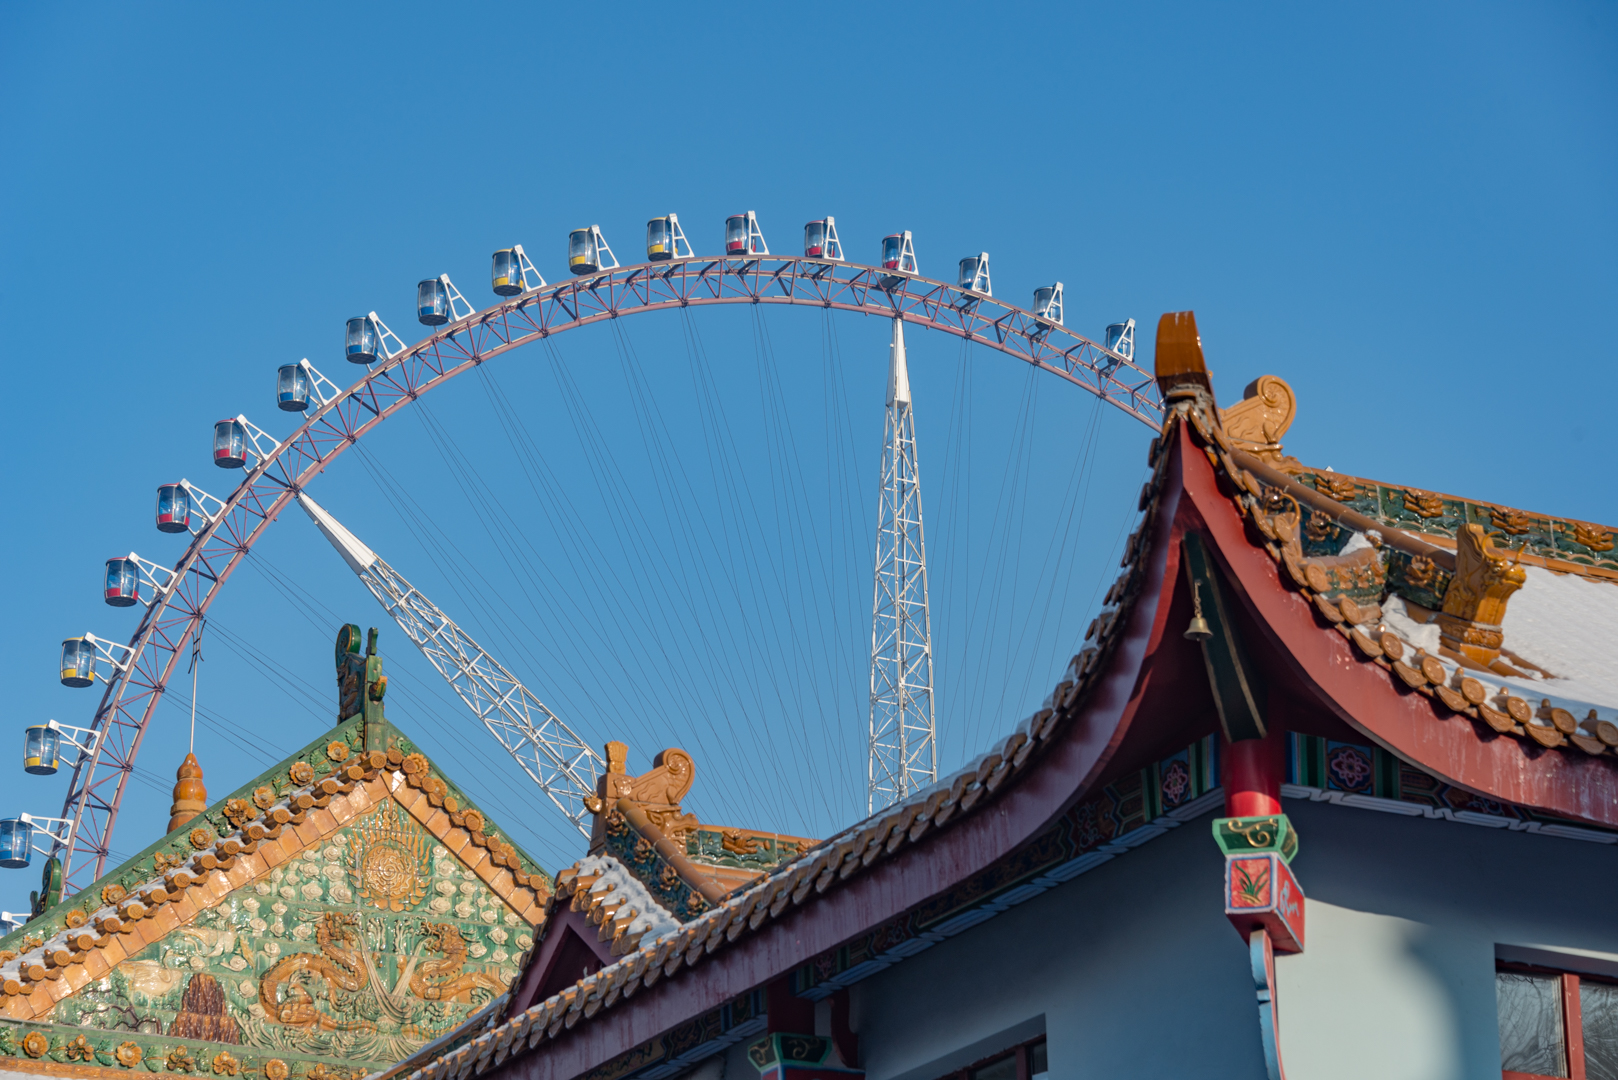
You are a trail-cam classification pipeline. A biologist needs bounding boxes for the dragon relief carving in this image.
[1437,524,1527,666]
[258,913,373,1033]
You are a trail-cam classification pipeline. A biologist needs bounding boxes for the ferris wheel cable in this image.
[56,255,1155,894]
[962,368,1043,751]
[673,316,842,822]
[602,324,817,820]
[350,432,642,740]
[458,373,743,770]
[991,373,1050,727]
[674,313,848,823]
[930,338,976,766]
[816,310,875,802]
[748,311,860,814]
[411,382,778,833]
[677,315,848,822]
[537,337,801,829]
[1007,390,1106,711]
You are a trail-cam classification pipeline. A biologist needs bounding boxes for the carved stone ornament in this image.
[346,801,429,911]
[1217,375,1297,462]
[1437,524,1527,666]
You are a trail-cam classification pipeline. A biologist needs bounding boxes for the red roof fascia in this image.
[1177,421,1618,827]
[494,440,1191,1080]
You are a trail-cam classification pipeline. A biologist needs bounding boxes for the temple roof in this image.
[0,639,554,1080]
[380,312,1618,1080]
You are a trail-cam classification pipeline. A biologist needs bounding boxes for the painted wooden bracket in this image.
[1226,853,1304,954]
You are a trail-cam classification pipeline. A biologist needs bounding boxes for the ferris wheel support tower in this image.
[867,317,938,812]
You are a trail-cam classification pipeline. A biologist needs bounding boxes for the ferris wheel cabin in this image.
[0,819,32,869]
[958,254,992,296]
[417,278,452,326]
[155,483,191,533]
[803,218,843,260]
[491,249,523,296]
[277,364,311,412]
[881,232,917,274]
[23,725,61,776]
[1033,283,1064,326]
[213,419,248,469]
[346,316,381,364]
[647,217,673,261]
[104,557,140,607]
[569,228,602,275]
[723,215,757,256]
[1104,319,1137,362]
[60,638,96,688]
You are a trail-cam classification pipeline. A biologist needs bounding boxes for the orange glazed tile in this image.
[81,951,110,981]
[395,785,425,814]
[421,808,451,837]
[237,852,267,879]
[307,807,338,835]
[61,964,93,995]
[488,869,516,899]
[148,906,180,937]
[45,975,73,1003]
[293,818,322,845]
[6,993,36,1021]
[443,830,471,856]
[260,839,290,868]
[24,986,51,1015]
[171,894,199,922]
[99,938,126,966]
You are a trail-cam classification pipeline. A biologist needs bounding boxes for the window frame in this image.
[1499,961,1618,1080]
[935,1035,1047,1080]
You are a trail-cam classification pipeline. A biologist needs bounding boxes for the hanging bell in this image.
[1183,580,1213,642]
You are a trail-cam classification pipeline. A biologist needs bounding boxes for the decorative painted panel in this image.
[4,798,534,1079]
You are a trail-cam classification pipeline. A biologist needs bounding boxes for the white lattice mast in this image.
[868,317,937,812]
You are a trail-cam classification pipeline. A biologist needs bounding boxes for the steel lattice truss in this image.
[340,531,601,836]
[867,325,936,810]
[57,255,1165,895]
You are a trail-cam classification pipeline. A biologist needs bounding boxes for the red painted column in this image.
[1222,721,1285,818]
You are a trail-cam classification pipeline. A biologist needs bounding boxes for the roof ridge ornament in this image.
[1154,310,1216,409]
[1219,375,1298,466]
[1436,524,1527,669]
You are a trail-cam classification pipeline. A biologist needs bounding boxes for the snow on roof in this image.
[1500,566,1618,710]
[572,853,682,942]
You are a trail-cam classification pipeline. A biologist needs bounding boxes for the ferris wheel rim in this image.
[55,255,1164,895]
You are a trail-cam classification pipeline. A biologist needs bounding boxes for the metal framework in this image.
[296,494,602,835]
[53,252,1162,896]
[867,319,936,811]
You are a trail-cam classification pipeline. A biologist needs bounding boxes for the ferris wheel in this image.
[21,209,1164,905]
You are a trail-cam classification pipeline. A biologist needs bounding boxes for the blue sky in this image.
[1,2,1613,909]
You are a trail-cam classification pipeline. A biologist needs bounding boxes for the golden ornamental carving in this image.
[1218,375,1297,461]
[1313,472,1358,503]
[251,786,276,810]
[211,1052,239,1076]
[64,909,87,929]
[189,826,215,850]
[64,1035,95,1062]
[222,798,253,828]
[263,1061,288,1080]
[1489,506,1534,536]
[1404,556,1439,591]
[401,752,428,778]
[155,851,186,873]
[326,741,351,762]
[1401,489,1446,519]
[166,1046,196,1073]
[288,761,315,786]
[1573,521,1615,553]
[721,829,763,856]
[346,801,429,911]
[21,1032,49,1059]
[102,883,128,906]
[116,1042,144,1068]
[1438,524,1526,666]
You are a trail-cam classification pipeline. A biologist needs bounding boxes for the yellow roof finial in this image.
[168,752,207,834]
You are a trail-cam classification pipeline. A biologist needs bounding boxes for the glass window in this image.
[969,1056,1015,1080]
[1028,1041,1047,1080]
[570,230,592,260]
[882,237,900,265]
[1498,971,1567,1077]
[1586,980,1618,1080]
[648,220,668,249]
